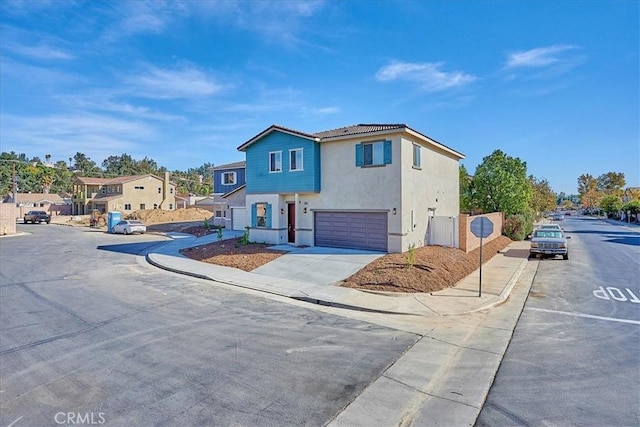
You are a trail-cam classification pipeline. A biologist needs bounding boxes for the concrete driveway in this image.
[251,245,384,285]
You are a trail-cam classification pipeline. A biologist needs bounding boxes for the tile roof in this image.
[313,124,408,138]
[4,193,65,204]
[74,174,175,185]
[238,123,464,159]
[212,161,246,170]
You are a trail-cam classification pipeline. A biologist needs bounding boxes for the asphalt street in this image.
[477,217,640,426]
[0,225,418,426]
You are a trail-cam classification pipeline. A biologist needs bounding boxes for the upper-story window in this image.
[222,172,236,185]
[355,140,392,167]
[170,188,173,194]
[158,187,161,194]
[412,144,421,168]
[289,149,303,171]
[269,151,282,173]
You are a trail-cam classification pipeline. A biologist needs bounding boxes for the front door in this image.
[287,203,295,243]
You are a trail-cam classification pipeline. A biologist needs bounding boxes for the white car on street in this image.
[111,220,146,235]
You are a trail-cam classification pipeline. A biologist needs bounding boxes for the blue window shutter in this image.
[355,143,363,167]
[265,204,272,228]
[251,204,257,227]
[383,140,392,164]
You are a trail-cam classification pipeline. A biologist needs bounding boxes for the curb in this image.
[454,257,530,315]
[145,253,422,316]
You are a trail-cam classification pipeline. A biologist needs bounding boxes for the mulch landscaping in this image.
[154,219,514,294]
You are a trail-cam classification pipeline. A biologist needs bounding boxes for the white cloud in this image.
[375,61,477,92]
[505,45,578,68]
[126,64,225,99]
[3,42,74,60]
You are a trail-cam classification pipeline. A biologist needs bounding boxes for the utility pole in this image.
[12,162,17,205]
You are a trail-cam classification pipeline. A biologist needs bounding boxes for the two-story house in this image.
[238,124,464,253]
[210,161,247,229]
[71,173,176,215]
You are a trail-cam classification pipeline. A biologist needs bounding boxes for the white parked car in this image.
[111,220,146,235]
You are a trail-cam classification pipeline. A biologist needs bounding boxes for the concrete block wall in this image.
[459,212,504,252]
[0,204,18,235]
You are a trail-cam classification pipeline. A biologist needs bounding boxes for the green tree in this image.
[37,166,56,193]
[529,176,556,217]
[600,194,623,217]
[472,150,532,216]
[577,174,597,195]
[72,152,102,177]
[597,172,625,196]
[459,164,474,213]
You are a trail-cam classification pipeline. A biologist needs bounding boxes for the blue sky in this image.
[1,0,638,194]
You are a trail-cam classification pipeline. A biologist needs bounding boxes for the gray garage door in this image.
[314,211,388,252]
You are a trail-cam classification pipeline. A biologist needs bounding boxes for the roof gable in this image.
[237,125,319,151]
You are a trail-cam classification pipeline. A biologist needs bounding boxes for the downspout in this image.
[294,193,299,246]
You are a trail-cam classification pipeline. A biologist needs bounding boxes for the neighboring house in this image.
[2,193,72,217]
[211,161,247,230]
[238,123,464,253]
[175,193,208,209]
[71,173,176,215]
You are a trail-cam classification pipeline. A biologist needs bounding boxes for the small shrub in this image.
[503,209,534,241]
[216,227,224,243]
[406,243,416,268]
[240,226,251,245]
[203,218,211,231]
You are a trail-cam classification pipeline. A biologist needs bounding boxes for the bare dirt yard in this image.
[341,235,512,293]
[173,221,512,293]
[180,238,288,272]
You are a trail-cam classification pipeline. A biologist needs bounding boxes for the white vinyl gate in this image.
[427,216,459,248]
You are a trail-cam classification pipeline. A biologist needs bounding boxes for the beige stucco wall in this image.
[119,176,176,213]
[400,137,461,252]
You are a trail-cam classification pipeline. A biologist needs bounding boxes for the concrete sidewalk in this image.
[145,230,531,317]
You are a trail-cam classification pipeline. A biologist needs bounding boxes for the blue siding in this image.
[214,167,246,194]
[245,131,321,194]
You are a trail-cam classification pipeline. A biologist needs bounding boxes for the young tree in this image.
[473,150,532,216]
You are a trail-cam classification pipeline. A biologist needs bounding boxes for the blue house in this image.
[211,161,247,230]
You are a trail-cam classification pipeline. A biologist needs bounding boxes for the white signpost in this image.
[470,216,494,297]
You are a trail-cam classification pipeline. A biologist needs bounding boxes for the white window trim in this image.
[222,171,237,185]
[289,148,304,172]
[269,151,282,173]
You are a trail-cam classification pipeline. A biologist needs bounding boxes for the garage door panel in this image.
[315,211,387,251]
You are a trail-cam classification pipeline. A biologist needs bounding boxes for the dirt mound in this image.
[126,208,213,225]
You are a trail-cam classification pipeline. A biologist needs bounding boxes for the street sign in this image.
[470,216,494,297]
[470,216,493,238]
